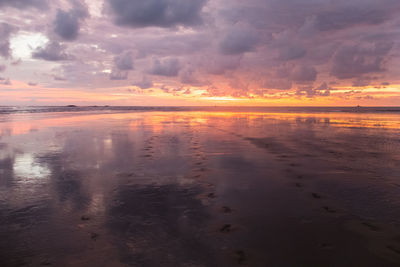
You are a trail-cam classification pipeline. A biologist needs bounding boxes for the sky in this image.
[0,0,400,106]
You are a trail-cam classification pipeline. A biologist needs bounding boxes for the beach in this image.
[1,108,400,266]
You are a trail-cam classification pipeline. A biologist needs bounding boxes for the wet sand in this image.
[1,110,400,266]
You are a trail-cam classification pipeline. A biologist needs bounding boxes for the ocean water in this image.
[1,105,400,114]
[0,107,400,266]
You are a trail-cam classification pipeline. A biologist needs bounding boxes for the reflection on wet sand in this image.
[0,110,400,266]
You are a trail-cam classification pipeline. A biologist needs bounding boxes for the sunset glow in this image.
[1,0,399,106]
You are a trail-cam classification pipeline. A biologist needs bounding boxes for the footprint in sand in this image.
[235,250,247,265]
[90,232,99,241]
[320,243,334,250]
[361,221,380,232]
[311,193,322,199]
[81,215,90,221]
[222,206,233,213]
[207,193,216,198]
[220,224,232,233]
[323,206,337,213]
[387,245,400,255]
[289,163,300,167]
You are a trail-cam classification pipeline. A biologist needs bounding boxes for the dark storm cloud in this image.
[54,10,80,40]
[107,0,207,28]
[351,76,376,87]
[278,45,306,61]
[314,6,388,32]
[206,56,241,75]
[132,76,153,89]
[54,2,88,41]
[32,42,73,61]
[2,0,400,102]
[181,69,198,85]
[263,79,292,90]
[291,65,317,82]
[180,68,209,86]
[150,58,180,77]
[0,0,48,9]
[331,41,393,79]
[219,28,259,55]
[114,51,134,70]
[0,23,17,59]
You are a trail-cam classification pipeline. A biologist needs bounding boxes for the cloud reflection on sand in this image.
[0,110,400,266]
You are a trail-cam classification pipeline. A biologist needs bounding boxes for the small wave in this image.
[0,106,399,115]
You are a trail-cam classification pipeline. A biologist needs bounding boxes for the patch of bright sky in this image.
[86,0,102,18]
[10,32,49,60]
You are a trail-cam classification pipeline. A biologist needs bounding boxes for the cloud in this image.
[27,82,37,86]
[219,28,259,55]
[150,58,180,77]
[296,82,331,98]
[352,77,372,87]
[0,77,11,85]
[278,45,306,61]
[54,1,88,41]
[0,65,5,72]
[114,51,134,70]
[52,74,67,81]
[314,5,388,32]
[11,59,21,65]
[132,76,153,89]
[32,42,73,61]
[0,0,48,9]
[291,65,317,82]
[180,68,209,86]
[54,10,80,41]
[0,23,17,59]
[1,0,400,104]
[331,41,393,79]
[110,70,128,80]
[107,0,207,28]
[206,55,241,75]
[263,79,292,90]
